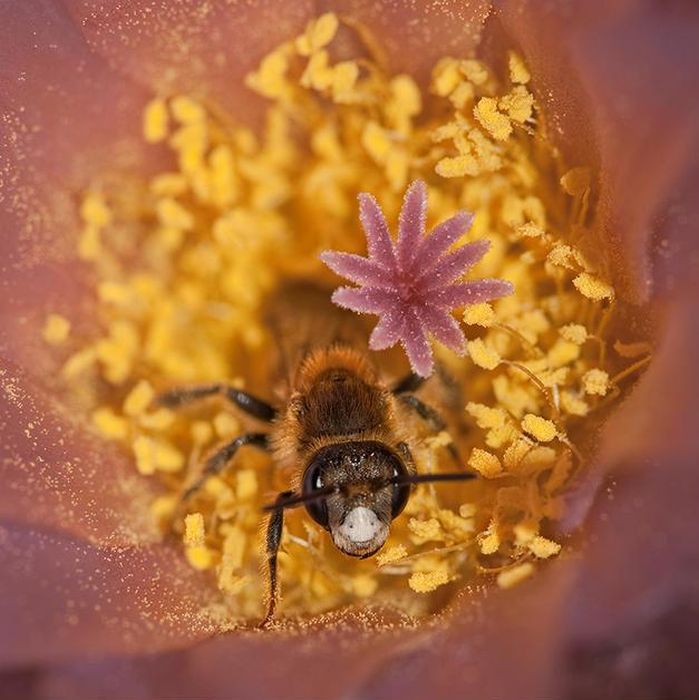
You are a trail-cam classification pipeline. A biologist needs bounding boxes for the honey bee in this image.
[158,282,474,625]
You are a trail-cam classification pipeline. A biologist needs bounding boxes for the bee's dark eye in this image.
[302,463,329,528]
[391,467,410,519]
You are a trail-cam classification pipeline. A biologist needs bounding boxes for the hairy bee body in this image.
[161,281,466,624]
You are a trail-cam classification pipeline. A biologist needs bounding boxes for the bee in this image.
[158,283,474,626]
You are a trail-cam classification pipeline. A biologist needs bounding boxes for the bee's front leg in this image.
[396,394,462,465]
[260,490,295,628]
[181,432,270,501]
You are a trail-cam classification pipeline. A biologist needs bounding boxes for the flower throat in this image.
[47,13,651,625]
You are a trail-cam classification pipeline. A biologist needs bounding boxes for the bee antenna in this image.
[390,471,476,486]
[262,472,476,513]
[262,485,337,512]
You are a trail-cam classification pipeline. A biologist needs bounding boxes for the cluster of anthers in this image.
[42,13,652,622]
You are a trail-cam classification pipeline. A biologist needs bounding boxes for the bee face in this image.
[301,441,410,558]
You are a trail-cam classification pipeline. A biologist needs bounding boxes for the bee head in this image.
[302,440,411,558]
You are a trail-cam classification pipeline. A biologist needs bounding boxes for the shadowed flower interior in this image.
[43,13,652,624]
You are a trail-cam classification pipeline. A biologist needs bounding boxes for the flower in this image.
[2,1,699,699]
[321,180,513,376]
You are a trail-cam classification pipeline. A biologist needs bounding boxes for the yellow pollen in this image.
[42,314,71,345]
[143,98,169,143]
[467,338,501,369]
[508,52,531,84]
[573,272,615,301]
[376,545,408,566]
[497,562,535,589]
[409,567,451,593]
[521,414,558,442]
[528,535,561,559]
[92,407,129,440]
[463,303,495,327]
[583,369,610,396]
[184,512,206,547]
[474,97,512,141]
[468,448,503,478]
[123,380,155,417]
[295,12,339,56]
[560,323,588,345]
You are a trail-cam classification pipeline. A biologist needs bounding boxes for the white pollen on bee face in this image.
[339,507,382,544]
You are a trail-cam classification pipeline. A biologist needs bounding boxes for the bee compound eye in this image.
[302,463,329,528]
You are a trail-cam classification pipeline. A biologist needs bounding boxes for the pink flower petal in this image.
[368,312,405,350]
[416,210,474,270]
[429,279,514,308]
[331,286,399,314]
[397,179,427,270]
[416,240,491,287]
[400,309,433,377]
[319,251,393,288]
[358,192,396,270]
[420,304,467,354]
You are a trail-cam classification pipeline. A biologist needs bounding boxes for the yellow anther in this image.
[560,323,588,345]
[42,314,70,345]
[143,98,169,143]
[508,52,531,84]
[463,303,495,327]
[474,97,512,141]
[468,448,503,478]
[467,338,501,369]
[497,562,534,589]
[573,272,615,301]
[521,414,557,442]
[583,368,610,396]
[92,407,129,440]
[295,12,339,56]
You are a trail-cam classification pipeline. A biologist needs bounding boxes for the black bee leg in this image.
[397,394,461,464]
[391,372,426,395]
[157,383,277,422]
[398,394,447,430]
[182,432,270,501]
[260,489,294,628]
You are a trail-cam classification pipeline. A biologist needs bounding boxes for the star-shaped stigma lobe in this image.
[320,180,514,376]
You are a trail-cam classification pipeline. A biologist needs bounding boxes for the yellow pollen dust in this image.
[45,14,651,623]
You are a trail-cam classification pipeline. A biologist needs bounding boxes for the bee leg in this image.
[260,489,295,628]
[391,372,426,395]
[157,383,277,422]
[181,432,269,501]
[397,394,462,464]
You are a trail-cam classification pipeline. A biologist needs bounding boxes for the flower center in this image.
[45,14,651,626]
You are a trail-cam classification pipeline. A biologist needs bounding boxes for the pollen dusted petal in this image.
[421,304,467,354]
[331,286,398,314]
[417,210,474,270]
[358,192,396,270]
[418,239,491,286]
[397,179,428,271]
[319,251,393,288]
[430,279,514,308]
